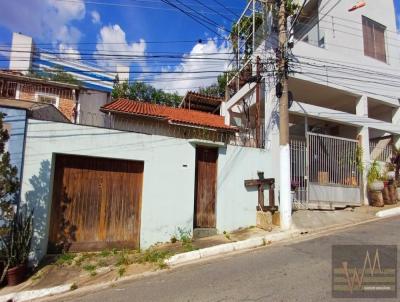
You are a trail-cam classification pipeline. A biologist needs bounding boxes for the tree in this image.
[0,113,19,223]
[112,81,182,107]
[27,66,81,86]
[198,72,230,98]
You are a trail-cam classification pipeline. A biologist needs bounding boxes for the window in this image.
[362,16,386,62]
[35,93,59,107]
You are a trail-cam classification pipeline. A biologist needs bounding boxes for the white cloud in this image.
[0,0,85,44]
[91,10,101,24]
[59,43,81,60]
[94,24,146,73]
[151,39,231,95]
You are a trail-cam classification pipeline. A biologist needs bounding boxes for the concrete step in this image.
[193,228,217,239]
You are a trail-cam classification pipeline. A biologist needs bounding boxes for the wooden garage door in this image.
[48,154,144,253]
[194,147,218,228]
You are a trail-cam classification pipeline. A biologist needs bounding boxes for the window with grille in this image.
[35,93,59,107]
[362,16,386,62]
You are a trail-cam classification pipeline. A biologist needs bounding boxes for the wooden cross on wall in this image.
[244,172,278,212]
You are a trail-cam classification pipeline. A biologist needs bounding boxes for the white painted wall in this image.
[293,0,400,106]
[9,33,33,73]
[21,119,273,262]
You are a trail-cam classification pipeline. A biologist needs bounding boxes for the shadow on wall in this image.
[24,160,51,263]
[47,186,77,253]
[25,160,79,259]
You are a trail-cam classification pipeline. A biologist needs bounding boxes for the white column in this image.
[15,83,21,100]
[356,95,370,206]
[280,144,292,229]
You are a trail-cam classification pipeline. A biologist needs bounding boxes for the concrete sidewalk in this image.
[1,204,399,302]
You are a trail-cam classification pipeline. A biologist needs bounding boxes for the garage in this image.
[48,154,144,253]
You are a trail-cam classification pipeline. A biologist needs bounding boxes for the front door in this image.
[194,146,218,228]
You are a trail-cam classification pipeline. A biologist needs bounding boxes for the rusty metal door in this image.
[194,147,218,228]
[48,154,144,252]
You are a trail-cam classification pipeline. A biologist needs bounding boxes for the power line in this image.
[211,0,240,18]
[0,38,230,47]
[52,0,242,14]
[159,0,226,39]
[190,0,235,23]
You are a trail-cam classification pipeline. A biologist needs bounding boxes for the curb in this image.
[165,229,301,266]
[376,206,400,218]
[1,214,391,302]
[0,284,71,302]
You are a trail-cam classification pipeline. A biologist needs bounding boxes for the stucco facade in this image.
[21,119,272,262]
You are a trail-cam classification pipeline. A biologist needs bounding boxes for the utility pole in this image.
[277,0,292,230]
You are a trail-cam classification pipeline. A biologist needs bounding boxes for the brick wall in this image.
[18,85,76,121]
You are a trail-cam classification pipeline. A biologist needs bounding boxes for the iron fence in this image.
[370,137,393,163]
[290,137,308,209]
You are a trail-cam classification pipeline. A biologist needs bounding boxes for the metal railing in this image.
[226,0,269,94]
[0,80,75,100]
[291,132,362,208]
[308,133,360,187]
[370,137,393,163]
[290,137,308,209]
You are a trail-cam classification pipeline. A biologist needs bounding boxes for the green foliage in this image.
[367,160,382,184]
[117,266,126,277]
[177,227,192,244]
[115,250,132,266]
[56,252,75,266]
[27,66,81,86]
[0,208,34,283]
[0,113,19,222]
[223,231,231,240]
[99,249,111,258]
[82,264,96,272]
[230,13,264,57]
[176,227,194,252]
[137,249,170,265]
[356,145,364,173]
[112,81,182,107]
[285,0,301,15]
[198,73,230,98]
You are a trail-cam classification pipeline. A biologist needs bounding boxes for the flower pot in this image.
[6,264,26,286]
[387,171,396,180]
[368,180,384,192]
[387,185,397,205]
[369,191,384,207]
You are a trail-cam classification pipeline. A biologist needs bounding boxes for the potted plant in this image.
[390,146,400,202]
[367,161,384,207]
[367,160,383,191]
[0,208,34,286]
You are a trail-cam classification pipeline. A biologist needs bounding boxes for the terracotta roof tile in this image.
[101,99,235,131]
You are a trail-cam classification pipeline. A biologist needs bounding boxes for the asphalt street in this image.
[58,217,400,302]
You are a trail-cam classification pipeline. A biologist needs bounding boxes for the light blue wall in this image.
[21,119,273,262]
[216,146,273,232]
[0,107,26,190]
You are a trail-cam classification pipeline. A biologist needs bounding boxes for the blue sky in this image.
[0,0,244,93]
[395,0,400,30]
[0,0,399,93]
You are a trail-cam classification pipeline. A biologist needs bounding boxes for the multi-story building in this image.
[8,32,129,92]
[222,0,400,213]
